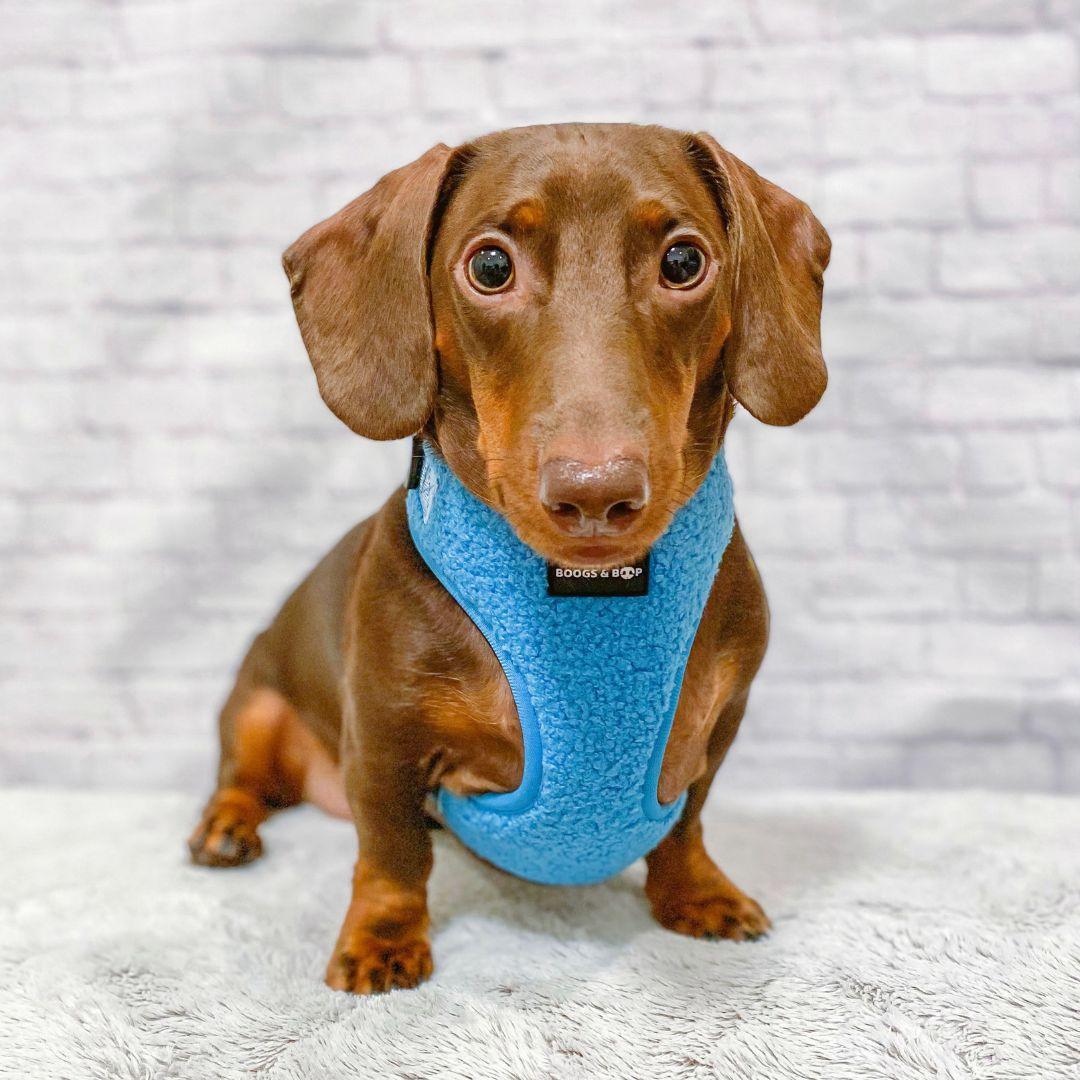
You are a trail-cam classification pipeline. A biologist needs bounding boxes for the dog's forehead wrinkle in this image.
[452,131,717,255]
[467,135,661,205]
[473,121,685,160]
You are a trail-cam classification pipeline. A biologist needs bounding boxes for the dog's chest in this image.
[407,444,735,885]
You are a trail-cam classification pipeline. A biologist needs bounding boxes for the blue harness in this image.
[406,444,735,885]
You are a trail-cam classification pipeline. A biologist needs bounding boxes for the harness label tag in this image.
[546,554,650,597]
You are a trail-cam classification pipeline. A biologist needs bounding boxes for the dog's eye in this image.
[660,242,706,289]
[467,246,514,293]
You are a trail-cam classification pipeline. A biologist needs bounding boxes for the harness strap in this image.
[406,444,735,885]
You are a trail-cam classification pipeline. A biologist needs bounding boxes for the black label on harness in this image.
[546,555,650,597]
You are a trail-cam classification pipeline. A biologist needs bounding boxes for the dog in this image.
[188,123,830,994]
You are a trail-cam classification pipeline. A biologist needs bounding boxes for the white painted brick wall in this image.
[1,0,1078,794]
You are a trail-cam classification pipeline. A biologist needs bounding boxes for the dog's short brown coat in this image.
[188,124,830,995]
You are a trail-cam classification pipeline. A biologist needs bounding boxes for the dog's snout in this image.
[539,456,650,536]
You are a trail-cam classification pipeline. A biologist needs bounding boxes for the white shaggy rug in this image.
[0,789,1077,1080]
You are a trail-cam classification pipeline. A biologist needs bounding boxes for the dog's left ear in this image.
[687,133,830,426]
[282,143,456,440]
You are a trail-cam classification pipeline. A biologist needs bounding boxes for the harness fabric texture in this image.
[406,445,735,885]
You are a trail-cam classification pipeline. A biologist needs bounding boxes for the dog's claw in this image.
[653,889,771,942]
[325,936,433,995]
[188,806,263,868]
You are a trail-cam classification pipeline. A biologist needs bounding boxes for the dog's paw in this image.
[188,793,264,868]
[325,935,433,995]
[652,887,771,942]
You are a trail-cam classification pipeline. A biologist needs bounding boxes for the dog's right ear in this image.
[282,143,457,440]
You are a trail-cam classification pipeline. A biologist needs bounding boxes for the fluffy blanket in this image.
[1,788,1076,1079]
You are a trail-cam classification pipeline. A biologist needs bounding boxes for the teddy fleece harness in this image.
[406,442,735,886]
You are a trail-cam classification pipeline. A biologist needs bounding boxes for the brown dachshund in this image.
[188,123,830,994]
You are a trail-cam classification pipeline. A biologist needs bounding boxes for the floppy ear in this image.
[282,143,454,440]
[687,133,831,426]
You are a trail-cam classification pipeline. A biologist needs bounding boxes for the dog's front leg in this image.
[325,696,434,995]
[645,693,771,942]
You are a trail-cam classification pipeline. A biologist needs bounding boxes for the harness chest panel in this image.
[406,446,735,885]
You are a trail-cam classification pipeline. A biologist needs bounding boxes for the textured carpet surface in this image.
[0,788,1077,1080]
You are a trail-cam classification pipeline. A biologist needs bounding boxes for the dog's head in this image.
[284,124,829,567]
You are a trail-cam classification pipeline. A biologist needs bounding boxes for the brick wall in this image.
[2,1,1078,793]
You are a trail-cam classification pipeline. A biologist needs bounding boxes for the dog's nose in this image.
[539,456,650,536]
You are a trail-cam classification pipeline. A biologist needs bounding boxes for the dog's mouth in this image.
[551,538,650,569]
[499,501,672,571]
